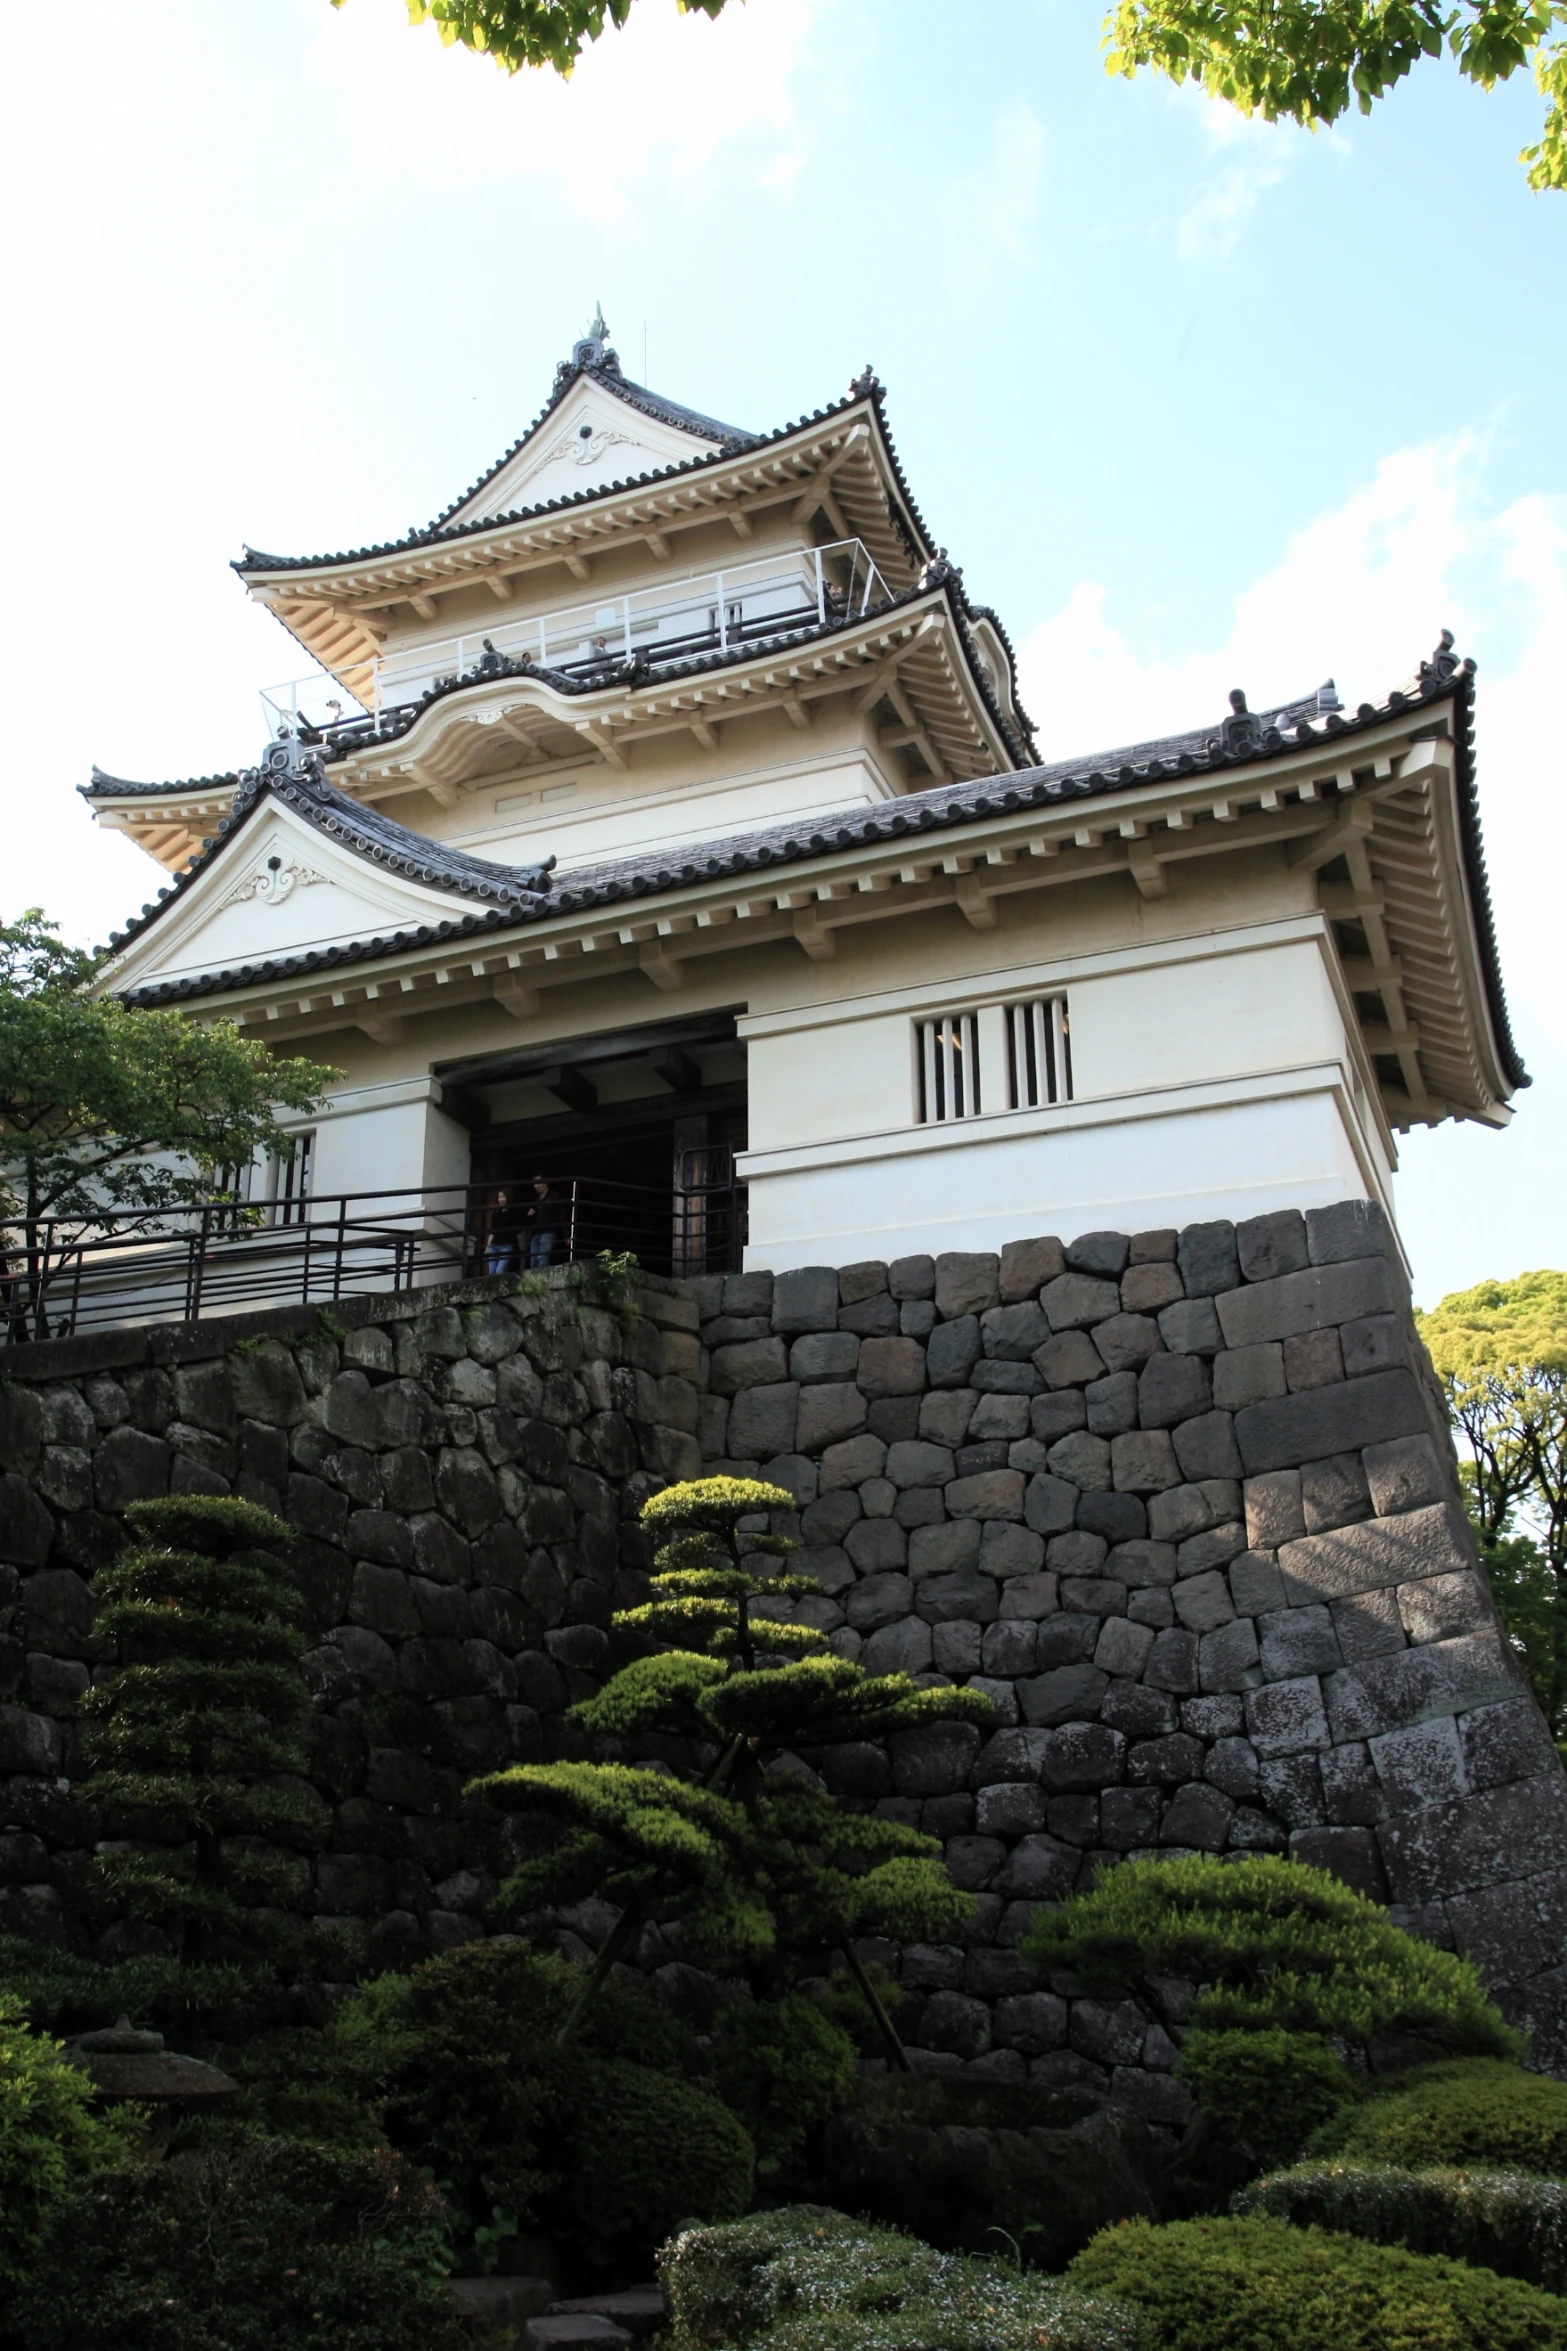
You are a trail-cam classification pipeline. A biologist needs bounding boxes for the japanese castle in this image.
[88,317,1525,1282]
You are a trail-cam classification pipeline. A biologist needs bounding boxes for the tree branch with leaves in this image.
[339,0,1567,189]
[0,911,339,1335]
[1417,1271,1567,1740]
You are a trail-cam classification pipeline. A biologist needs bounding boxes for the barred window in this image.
[269,1132,314,1226]
[1005,995,1072,1109]
[914,1011,982,1123]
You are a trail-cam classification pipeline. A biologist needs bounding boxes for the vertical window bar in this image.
[1005,1003,1020,1111]
[1036,996,1055,1105]
[1055,998,1072,1102]
[943,1016,959,1118]
[966,1013,981,1114]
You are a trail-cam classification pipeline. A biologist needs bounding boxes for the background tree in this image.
[1105,1,1567,190]
[80,1496,321,2029]
[0,910,336,1335]
[344,0,1567,190]
[1417,1271,1567,1741]
[473,1475,993,2067]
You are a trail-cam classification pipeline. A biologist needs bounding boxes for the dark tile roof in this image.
[102,755,555,956]
[231,366,932,580]
[85,567,1036,803]
[111,650,1524,1100]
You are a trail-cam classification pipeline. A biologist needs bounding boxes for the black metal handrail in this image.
[0,1175,746,1345]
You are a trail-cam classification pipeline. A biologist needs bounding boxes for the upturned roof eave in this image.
[107,663,1525,1123]
[232,383,882,587]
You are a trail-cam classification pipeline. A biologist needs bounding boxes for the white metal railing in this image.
[259,538,895,740]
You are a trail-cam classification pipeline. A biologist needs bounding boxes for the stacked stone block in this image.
[690,1201,1567,2073]
[0,1272,699,1969]
[1,1200,1564,2092]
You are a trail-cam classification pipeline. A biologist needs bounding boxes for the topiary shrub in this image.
[1237,2163,1567,2295]
[1067,2212,1567,2351]
[1023,1854,1520,2191]
[1023,1856,1519,2057]
[1175,2027,1360,2174]
[660,2206,1145,2351]
[565,2058,754,2276]
[0,1993,139,2309]
[80,1496,321,2026]
[11,2136,464,2351]
[661,2205,873,2348]
[710,1994,859,2178]
[325,1937,751,2279]
[1306,2058,1567,2175]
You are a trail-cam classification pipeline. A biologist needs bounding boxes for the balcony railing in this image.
[0,1177,746,1346]
[260,538,896,744]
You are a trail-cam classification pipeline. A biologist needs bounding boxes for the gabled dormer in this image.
[441,314,751,524]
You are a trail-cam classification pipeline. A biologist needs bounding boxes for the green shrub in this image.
[1237,2163,1567,2295]
[329,1938,751,2275]
[1068,2212,1567,2351]
[81,1497,320,2021]
[210,2026,385,2154]
[0,1938,176,2037]
[1022,1856,1519,2059]
[11,2136,463,2351]
[660,2206,1145,2351]
[567,2057,754,2275]
[0,1993,139,2301]
[710,1995,859,2175]
[1176,2027,1360,2173]
[1308,2058,1567,2175]
[661,2205,873,2348]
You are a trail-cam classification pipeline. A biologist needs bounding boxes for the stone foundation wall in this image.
[687,1200,1567,2078]
[1,1199,1564,2095]
[0,1271,700,1971]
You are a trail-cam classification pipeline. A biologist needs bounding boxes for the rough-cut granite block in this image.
[1278,1503,1471,1607]
[1236,1369,1429,1475]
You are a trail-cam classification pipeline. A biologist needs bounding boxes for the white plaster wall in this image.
[456,751,895,873]
[740,1083,1381,1269]
[307,1079,471,1206]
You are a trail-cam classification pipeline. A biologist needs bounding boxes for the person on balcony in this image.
[484,1186,523,1277]
[525,1174,568,1269]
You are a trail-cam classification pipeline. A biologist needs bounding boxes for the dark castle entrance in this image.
[440,1012,747,1279]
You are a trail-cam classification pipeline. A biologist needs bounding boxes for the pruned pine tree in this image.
[472,1476,995,2065]
[81,1497,317,2024]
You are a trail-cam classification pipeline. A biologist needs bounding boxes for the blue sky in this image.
[2,0,1562,1304]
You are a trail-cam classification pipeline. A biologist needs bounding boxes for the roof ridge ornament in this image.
[848,364,882,399]
[1212,688,1268,759]
[1420,627,1475,688]
[564,303,620,381]
[918,547,962,592]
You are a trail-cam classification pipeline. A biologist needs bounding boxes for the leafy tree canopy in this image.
[1417,1272,1567,1739]
[0,910,337,1225]
[341,0,1567,190]
[1105,2,1567,191]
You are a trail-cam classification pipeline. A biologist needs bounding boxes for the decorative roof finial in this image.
[567,304,619,377]
[1419,627,1466,687]
[1211,687,1263,758]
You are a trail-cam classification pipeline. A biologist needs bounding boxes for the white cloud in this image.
[947,103,1046,271]
[1016,439,1567,1300]
[1170,88,1308,260]
[309,0,832,217]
